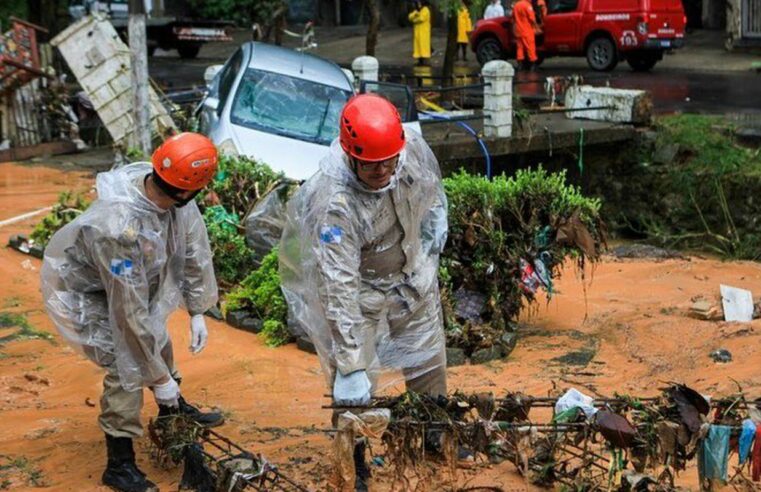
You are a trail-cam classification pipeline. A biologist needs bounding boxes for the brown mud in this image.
[0,162,759,491]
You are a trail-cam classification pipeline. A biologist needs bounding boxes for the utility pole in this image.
[129,0,152,156]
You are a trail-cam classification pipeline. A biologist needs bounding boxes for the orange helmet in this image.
[151,132,218,191]
[339,94,405,162]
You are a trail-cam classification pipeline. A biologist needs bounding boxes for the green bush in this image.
[441,167,605,353]
[30,192,91,247]
[596,115,761,260]
[203,205,256,288]
[201,154,282,219]
[224,249,291,347]
[187,0,285,27]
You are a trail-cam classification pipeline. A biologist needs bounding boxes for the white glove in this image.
[333,370,372,406]
[153,378,180,408]
[190,314,208,354]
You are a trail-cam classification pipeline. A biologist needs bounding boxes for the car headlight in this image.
[217,138,239,156]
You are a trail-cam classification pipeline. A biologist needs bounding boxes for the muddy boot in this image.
[102,434,158,492]
[354,440,370,492]
[158,396,224,428]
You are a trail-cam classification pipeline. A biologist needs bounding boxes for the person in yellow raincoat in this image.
[457,1,473,61]
[408,0,432,65]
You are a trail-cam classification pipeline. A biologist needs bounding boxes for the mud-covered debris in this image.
[688,298,723,321]
[610,244,686,260]
[710,349,732,363]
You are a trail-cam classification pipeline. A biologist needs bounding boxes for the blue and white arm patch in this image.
[319,225,343,245]
[110,258,133,277]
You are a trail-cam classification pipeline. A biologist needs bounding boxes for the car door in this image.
[359,80,422,134]
[198,48,244,134]
[542,0,583,52]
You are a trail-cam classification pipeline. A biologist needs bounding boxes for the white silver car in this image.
[198,42,421,180]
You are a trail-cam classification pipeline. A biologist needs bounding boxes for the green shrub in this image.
[441,167,605,352]
[203,205,256,288]
[30,192,91,247]
[201,154,282,219]
[224,249,291,347]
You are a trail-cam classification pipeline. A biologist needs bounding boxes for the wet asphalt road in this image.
[149,53,761,115]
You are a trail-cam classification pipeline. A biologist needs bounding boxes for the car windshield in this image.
[230,68,351,146]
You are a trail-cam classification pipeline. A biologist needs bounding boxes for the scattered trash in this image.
[7,234,44,259]
[689,298,724,321]
[453,288,487,321]
[710,349,732,363]
[555,388,598,419]
[21,259,36,271]
[720,284,754,322]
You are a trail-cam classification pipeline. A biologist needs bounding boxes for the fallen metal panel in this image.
[50,15,176,147]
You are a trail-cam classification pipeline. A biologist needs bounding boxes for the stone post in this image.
[482,60,514,139]
[351,56,379,90]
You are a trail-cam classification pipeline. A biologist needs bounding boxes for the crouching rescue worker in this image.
[279,94,450,490]
[41,132,224,492]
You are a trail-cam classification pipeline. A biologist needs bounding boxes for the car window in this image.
[217,48,244,115]
[361,81,417,123]
[230,68,351,146]
[548,0,578,13]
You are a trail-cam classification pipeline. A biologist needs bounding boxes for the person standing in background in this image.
[409,0,432,65]
[457,0,474,61]
[483,0,505,19]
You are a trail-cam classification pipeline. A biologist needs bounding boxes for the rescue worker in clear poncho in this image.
[279,94,450,490]
[41,133,224,492]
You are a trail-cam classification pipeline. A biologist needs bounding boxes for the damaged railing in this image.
[149,415,310,492]
[325,385,761,490]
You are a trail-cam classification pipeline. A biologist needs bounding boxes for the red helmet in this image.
[339,94,405,162]
[151,132,218,191]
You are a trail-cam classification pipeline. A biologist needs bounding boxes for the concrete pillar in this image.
[351,56,379,90]
[482,60,514,139]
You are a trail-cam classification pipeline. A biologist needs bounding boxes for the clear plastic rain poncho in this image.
[244,181,298,265]
[40,162,218,391]
[279,129,449,390]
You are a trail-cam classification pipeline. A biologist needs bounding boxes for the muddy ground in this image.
[0,161,760,491]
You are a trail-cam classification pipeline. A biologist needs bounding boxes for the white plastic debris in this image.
[555,388,598,418]
[21,259,36,271]
[720,284,754,322]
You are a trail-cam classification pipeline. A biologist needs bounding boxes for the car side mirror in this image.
[204,97,219,111]
[204,64,224,89]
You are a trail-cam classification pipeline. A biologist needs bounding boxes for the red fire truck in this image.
[470,0,687,71]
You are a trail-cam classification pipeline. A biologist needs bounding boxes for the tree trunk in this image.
[441,12,458,86]
[274,4,287,46]
[129,0,152,155]
[366,0,381,55]
[29,0,64,40]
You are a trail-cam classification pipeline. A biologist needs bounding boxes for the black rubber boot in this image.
[354,440,370,492]
[102,434,158,492]
[158,396,224,427]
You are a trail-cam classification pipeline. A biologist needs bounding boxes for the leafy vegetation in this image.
[186,0,285,30]
[441,167,605,354]
[224,249,291,347]
[30,191,91,247]
[200,154,282,219]
[0,312,55,346]
[598,114,761,261]
[203,205,256,288]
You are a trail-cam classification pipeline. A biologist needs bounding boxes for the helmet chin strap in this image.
[150,172,201,207]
